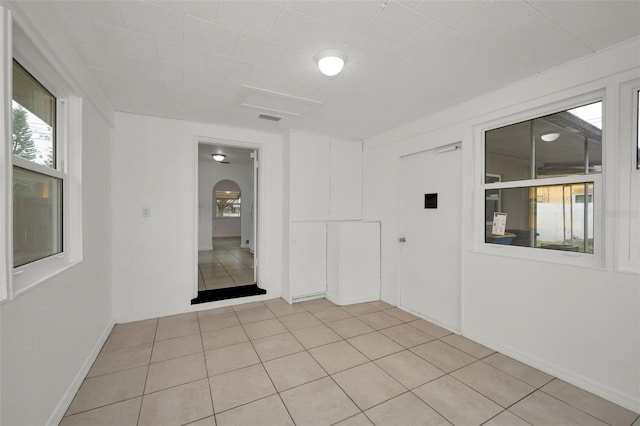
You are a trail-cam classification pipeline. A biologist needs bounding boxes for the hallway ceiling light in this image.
[212,154,226,162]
[315,50,346,77]
[541,133,560,142]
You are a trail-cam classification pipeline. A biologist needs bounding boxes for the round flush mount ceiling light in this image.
[541,133,560,142]
[315,50,346,77]
[212,154,226,162]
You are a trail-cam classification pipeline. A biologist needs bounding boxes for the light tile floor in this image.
[198,237,255,291]
[62,298,640,426]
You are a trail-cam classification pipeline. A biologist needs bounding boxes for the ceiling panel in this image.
[528,0,640,51]
[358,1,428,47]
[217,1,283,37]
[183,16,240,56]
[41,0,640,140]
[119,1,184,44]
[269,7,332,51]
[401,0,489,27]
[312,1,385,32]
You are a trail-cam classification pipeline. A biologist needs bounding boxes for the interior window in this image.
[484,100,601,253]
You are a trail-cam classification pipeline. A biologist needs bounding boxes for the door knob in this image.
[399,237,406,243]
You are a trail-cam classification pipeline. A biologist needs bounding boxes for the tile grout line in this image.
[135,317,159,426]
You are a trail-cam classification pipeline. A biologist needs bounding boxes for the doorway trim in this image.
[194,136,263,300]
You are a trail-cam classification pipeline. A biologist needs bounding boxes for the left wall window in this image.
[12,60,63,267]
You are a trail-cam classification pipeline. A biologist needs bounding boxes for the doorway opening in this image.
[193,143,264,304]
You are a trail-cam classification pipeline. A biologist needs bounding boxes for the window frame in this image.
[1,9,83,301]
[475,91,606,269]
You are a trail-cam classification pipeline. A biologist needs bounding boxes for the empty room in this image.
[0,1,639,425]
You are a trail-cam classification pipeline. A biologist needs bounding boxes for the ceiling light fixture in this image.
[315,50,346,77]
[541,133,560,142]
[212,154,226,162]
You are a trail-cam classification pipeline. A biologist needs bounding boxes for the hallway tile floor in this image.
[61,298,639,426]
[198,237,254,291]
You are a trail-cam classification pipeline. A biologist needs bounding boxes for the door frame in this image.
[193,136,263,298]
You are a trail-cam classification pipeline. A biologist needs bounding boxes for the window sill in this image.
[472,243,606,271]
[10,255,82,300]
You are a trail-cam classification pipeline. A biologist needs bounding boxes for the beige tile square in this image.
[328,317,375,339]
[264,298,307,317]
[380,323,436,348]
[209,364,276,413]
[383,307,420,322]
[279,312,322,331]
[264,351,327,391]
[365,392,450,426]
[367,301,394,310]
[197,306,234,318]
[215,395,294,426]
[413,375,503,426]
[411,340,476,373]
[332,362,406,410]
[483,353,553,388]
[201,325,248,351]
[408,319,452,338]
[252,332,305,361]
[375,350,445,389]
[299,298,337,312]
[156,313,200,341]
[189,415,217,426]
[541,379,639,426]
[243,318,288,340]
[151,333,202,363]
[88,344,152,377]
[112,318,157,335]
[348,331,404,360]
[232,300,266,311]
[199,312,240,332]
[341,303,379,316]
[452,361,535,407]
[139,379,213,426]
[204,341,260,376]
[281,376,360,426]
[103,320,156,352]
[205,279,235,290]
[291,324,342,349]
[358,311,403,330]
[312,307,352,323]
[483,411,532,426]
[334,413,374,426]
[67,366,147,415]
[440,334,495,358]
[511,390,608,426]
[60,397,141,426]
[235,306,275,324]
[309,341,369,374]
[145,353,207,393]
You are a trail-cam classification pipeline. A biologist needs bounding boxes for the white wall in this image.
[198,160,253,250]
[0,3,115,425]
[112,112,283,322]
[1,102,113,426]
[364,39,640,411]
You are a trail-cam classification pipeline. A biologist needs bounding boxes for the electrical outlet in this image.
[142,207,151,218]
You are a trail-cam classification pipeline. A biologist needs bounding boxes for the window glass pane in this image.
[13,167,63,267]
[486,101,602,182]
[12,60,55,167]
[215,190,241,217]
[485,183,594,254]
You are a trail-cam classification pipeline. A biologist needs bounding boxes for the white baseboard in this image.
[46,319,115,426]
[463,331,640,414]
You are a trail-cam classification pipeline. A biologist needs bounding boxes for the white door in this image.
[291,222,327,299]
[400,145,462,331]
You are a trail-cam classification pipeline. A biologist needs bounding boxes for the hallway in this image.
[198,237,255,291]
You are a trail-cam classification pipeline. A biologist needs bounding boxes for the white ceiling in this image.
[33,0,640,139]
